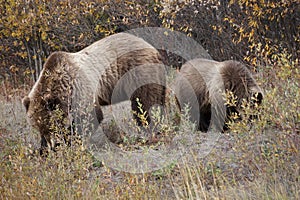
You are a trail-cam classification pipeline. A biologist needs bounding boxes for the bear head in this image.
[219,61,263,127]
[220,61,263,109]
[23,52,75,147]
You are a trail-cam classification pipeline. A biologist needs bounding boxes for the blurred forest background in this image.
[0,0,299,87]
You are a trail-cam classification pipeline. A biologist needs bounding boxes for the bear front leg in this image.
[94,96,105,125]
[39,133,51,156]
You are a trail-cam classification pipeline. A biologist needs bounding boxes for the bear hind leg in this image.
[130,84,166,127]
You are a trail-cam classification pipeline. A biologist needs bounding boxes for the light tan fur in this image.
[172,59,263,132]
[23,33,166,151]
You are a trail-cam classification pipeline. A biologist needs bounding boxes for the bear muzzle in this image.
[22,96,30,113]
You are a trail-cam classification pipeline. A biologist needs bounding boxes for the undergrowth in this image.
[0,55,299,199]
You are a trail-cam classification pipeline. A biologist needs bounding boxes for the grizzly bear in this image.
[172,59,263,132]
[22,33,166,152]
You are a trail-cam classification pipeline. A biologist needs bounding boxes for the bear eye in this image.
[46,98,61,111]
[23,96,30,112]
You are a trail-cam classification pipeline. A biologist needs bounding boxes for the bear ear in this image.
[44,52,62,71]
[22,96,30,112]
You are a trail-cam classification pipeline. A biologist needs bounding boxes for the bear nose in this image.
[251,92,263,105]
[256,92,263,104]
[22,96,30,112]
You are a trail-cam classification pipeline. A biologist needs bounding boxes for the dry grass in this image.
[0,56,299,199]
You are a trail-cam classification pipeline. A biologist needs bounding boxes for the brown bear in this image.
[172,59,263,132]
[22,33,166,152]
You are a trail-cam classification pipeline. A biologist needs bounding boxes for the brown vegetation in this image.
[0,0,299,199]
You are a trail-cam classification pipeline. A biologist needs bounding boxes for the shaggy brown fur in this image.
[23,33,166,152]
[172,59,263,132]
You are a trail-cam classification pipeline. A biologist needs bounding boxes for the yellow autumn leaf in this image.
[41,31,47,40]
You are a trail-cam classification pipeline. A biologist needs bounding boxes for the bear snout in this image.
[255,92,263,105]
[22,96,30,112]
[250,91,263,106]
